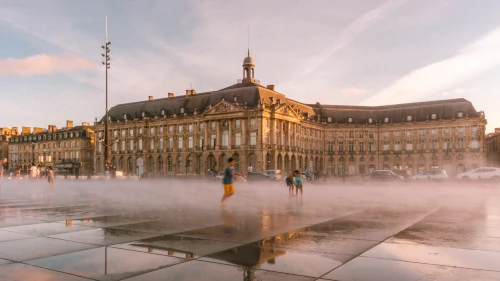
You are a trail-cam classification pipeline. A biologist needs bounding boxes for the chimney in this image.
[82,122,90,126]
[48,125,52,132]
[186,90,190,96]
[66,120,73,129]
[148,96,153,101]
[33,127,43,134]
[22,127,31,135]
[168,93,174,98]
[267,85,275,91]
[191,89,196,95]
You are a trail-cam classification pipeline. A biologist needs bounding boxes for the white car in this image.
[456,167,500,180]
[412,170,448,180]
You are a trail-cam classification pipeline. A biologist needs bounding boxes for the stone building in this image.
[8,121,95,175]
[0,127,19,169]
[486,128,500,167]
[94,52,487,177]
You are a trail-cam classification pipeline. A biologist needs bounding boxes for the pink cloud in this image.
[0,54,96,76]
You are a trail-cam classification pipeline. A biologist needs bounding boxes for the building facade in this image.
[94,53,487,177]
[8,121,95,175]
[0,127,18,168]
[486,128,500,167]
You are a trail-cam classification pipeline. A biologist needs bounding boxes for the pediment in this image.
[274,104,299,117]
[204,102,243,115]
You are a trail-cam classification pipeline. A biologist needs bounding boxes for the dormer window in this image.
[431,113,437,120]
[368,118,373,124]
[277,99,281,104]
[233,96,237,102]
[327,117,332,123]
[180,107,184,114]
[123,113,127,120]
[457,111,464,118]
[270,97,274,103]
[384,117,390,123]
[161,109,165,116]
[407,116,412,121]
[141,111,146,118]
[348,117,353,123]
[221,97,225,102]
[108,116,112,121]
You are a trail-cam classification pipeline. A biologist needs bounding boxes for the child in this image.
[47,167,54,187]
[285,172,295,195]
[221,158,239,206]
[294,170,303,196]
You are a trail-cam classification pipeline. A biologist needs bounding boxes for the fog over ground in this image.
[0,179,495,217]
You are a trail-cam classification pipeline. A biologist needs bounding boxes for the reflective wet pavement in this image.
[0,181,499,280]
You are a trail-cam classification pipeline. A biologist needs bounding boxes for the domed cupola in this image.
[242,49,255,83]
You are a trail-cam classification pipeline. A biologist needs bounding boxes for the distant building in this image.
[486,128,500,167]
[93,52,487,177]
[8,121,95,175]
[0,127,18,169]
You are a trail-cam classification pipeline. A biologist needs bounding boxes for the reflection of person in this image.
[221,158,241,206]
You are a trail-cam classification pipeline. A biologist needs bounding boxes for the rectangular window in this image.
[383,132,389,138]
[188,136,193,148]
[129,140,134,150]
[235,119,241,129]
[159,126,164,134]
[394,141,401,151]
[431,139,438,149]
[129,129,134,136]
[167,157,173,172]
[98,142,102,152]
[178,125,183,134]
[369,132,374,139]
[443,128,450,135]
[139,128,143,135]
[457,127,464,135]
[159,138,164,149]
[406,140,412,151]
[471,126,478,135]
[168,137,173,149]
[348,141,354,152]
[211,134,216,147]
[359,131,364,138]
[394,131,401,138]
[178,137,183,149]
[199,136,204,148]
[339,132,344,138]
[419,129,425,137]
[121,130,126,138]
[359,142,365,152]
[169,126,173,134]
[457,138,464,149]
[150,127,155,136]
[339,141,344,152]
[121,140,125,151]
[418,139,425,150]
[211,122,216,130]
[150,139,154,149]
[405,130,412,138]
[188,124,193,133]
[112,142,117,152]
[431,129,437,136]
[235,132,241,146]
[199,122,205,131]
[443,139,450,150]
[369,142,375,152]
[250,118,256,128]
[265,133,269,145]
[383,142,389,151]
[138,139,143,150]
[250,132,257,145]
[113,130,118,138]
[470,137,478,149]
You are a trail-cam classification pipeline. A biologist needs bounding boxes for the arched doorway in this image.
[304,156,309,170]
[167,156,173,173]
[176,156,183,174]
[265,153,271,170]
[111,157,116,167]
[127,157,133,175]
[157,156,164,176]
[277,154,283,171]
[96,158,101,174]
[186,155,193,174]
[284,155,290,173]
[119,157,124,171]
[207,154,216,171]
[231,153,240,172]
[291,155,296,171]
[196,155,203,174]
[148,156,154,176]
[248,153,256,171]
[136,157,144,177]
[315,157,319,171]
[298,156,303,170]
[320,157,324,171]
[219,154,226,170]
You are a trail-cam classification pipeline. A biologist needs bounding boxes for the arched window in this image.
[167,156,173,172]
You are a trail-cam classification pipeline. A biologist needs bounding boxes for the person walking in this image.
[47,166,54,187]
[285,171,296,195]
[221,158,241,206]
[29,163,37,179]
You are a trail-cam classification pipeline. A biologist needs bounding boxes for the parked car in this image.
[263,170,283,180]
[246,172,275,182]
[412,170,448,180]
[370,170,404,181]
[456,167,500,180]
[392,169,411,180]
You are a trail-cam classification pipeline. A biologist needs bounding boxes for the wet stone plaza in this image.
[0,180,499,280]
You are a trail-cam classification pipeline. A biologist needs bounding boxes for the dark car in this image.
[246,172,274,182]
[370,170,404,181]
[392,169,410,179]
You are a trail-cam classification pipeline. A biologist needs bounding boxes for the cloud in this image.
[0,54,95,76]
[362,26,500,105]
[340,88,367,96]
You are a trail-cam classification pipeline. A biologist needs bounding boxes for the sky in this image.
[1,0,500,132]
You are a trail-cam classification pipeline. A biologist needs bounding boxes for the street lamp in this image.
[31,142,36,164]
[101,16,111,167]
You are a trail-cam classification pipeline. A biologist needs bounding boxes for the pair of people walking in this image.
[286,170,303,196]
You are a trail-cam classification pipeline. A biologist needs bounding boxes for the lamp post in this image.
[101,16,111,167]
[31,142,36,164]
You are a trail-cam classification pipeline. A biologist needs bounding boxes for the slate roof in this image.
[104,81,481,124]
